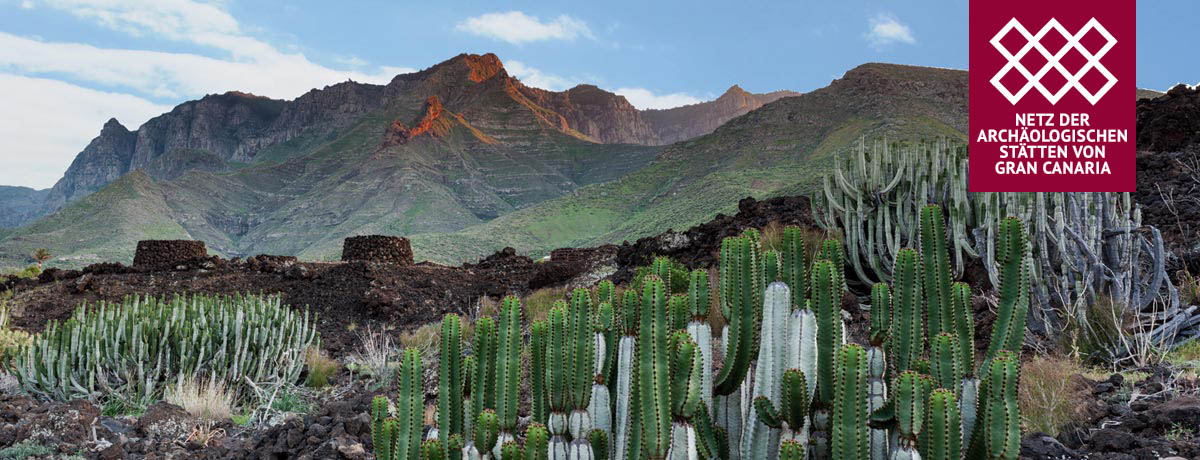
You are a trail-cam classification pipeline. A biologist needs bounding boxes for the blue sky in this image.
[0,0,1195,189]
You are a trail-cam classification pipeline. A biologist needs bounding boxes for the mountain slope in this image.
[0,53,663,267]
[410,63,969,264]
[641,85,800,144]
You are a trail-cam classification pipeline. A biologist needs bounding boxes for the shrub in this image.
[9,293,318,406]
[0,301,32,370]
[348,326,395,380]
[0,441,52,459]
[1020,355,1089,436]
[304,347,340,388]
[166,377,233,422]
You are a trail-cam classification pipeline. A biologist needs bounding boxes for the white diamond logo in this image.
[989,17,1117,105]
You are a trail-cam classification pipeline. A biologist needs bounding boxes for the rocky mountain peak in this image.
[381,95,452,147]
[101,118,128,131]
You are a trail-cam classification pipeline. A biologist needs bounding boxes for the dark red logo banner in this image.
[969,0,1136,192]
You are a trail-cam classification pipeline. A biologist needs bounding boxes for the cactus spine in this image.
[589,429,609,460]
[526,423,550,460]
[779,440,806,460]
[471,409,500,460]
[928,334,960,392]
[441,314,466,448]
[424,439,447,460]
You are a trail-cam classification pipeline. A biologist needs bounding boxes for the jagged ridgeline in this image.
[812,138,1187,349]
[364,203,1029,460]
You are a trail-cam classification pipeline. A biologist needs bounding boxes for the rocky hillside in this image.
[411,62,969,264]
[0,53,675,267]
[641,85,799,144]
[2,53,704,230]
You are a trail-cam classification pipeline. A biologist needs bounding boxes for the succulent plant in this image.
[494,297,524,455]
[525,423,550,460]
[967,351,1020,460]
[423,438,447,460]
[440,314,466,447]
[590,300,614,440]
[471,316,498,426]
[889,248,924,376]
[613,289,640,460]
[754,369,810,455]
[742,282,793,459]
[923,389,962,460]
[532,320,550,424]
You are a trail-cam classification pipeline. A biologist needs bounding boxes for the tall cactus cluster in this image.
[369,204,1029,460]
[812,138,1179,347]
[10,293,317,405]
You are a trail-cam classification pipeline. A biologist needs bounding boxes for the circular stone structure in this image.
[341,235,414,265]
[132,240,208,268]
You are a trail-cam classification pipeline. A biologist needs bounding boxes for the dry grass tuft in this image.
[350,326,396,379]
[1020,355,1090,436]
[165,377,233,423]
[398,322,441,360]
[522,287,569,324]
[304,347,339,388]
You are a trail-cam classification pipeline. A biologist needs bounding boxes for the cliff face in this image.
[641,85,801,144]
[40,118,138,213]
[519,84,660,144]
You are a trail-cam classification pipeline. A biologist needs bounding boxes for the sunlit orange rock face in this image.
[381,96,451,146]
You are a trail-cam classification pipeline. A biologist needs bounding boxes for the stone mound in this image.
[341,235,414,265]
[132,240,207,268]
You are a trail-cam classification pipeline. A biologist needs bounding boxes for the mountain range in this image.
[0,53,968,268]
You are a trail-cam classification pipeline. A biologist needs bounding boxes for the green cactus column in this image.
[471,316,498,426]
[831,344,869,460]
[983,218,1030,364]
[948,281,980,452]
[921,205,955,339]
[494,297,524,458]
[423,439,447,460]
[966,351,1020,460]
[469,409,500,460]
[527,423,550,460]
[533,320,551,425]
[741,282,793,459]
[667,331,705,460]
[371,396,393,460]
[889,371,931,460]
[924,389,962,460]
[396,348,425,460]
[547,303,572,460]
[714,234,763,460]
[889,249,924,375]
[867,284,891,460]
[440,314,466,449]
[635,276,672,460]
[810,257,844,460]
[567,289,597,460]
[613,289,639,460]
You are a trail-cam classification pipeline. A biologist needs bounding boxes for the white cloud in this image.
[0,0,417,188]
[507,60,578,91]
[0,73,172,188]
[865,13,916,50]
[456,11,593,45]
[614,87,702,110]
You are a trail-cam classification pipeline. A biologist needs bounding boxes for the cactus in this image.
[885,371,931,460]
[764,250,781,285]
[810,258,844,460]
[634,276,672,460]
[547,303,572,460]
[714,233,763,459]
[590,429,609,460]
[441,314,466,447]
[779,226,807,309]
[984,218,1030,363]
[923,389,962,460]
[494,297,524,456]
[526,424,550,460]
[741,282,792,459]
[669,294,690,332]
[650,256,675,292]
[819,239,846,293]
[921,205,955,339]
[929,333,960,392]
[967,352,1020,460]
[449,434,465,460]
[867,284,891,460]
[889,249,924,375]
[12,293,317,405]
[471,316,498,426]
[613,289,639,460]
[590,301,614,441]
[567,289,597,460]
[397,348,425,460]
[667,331,705,460]
[471,410,500,460]
[533,320,550,425]
[501,441,524,460]
[686,269,714,414]
[424,439,447,460]
[830,344,869,460]
[372,396,394,460]
[779,440,806,460]
[754,369,810,456]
